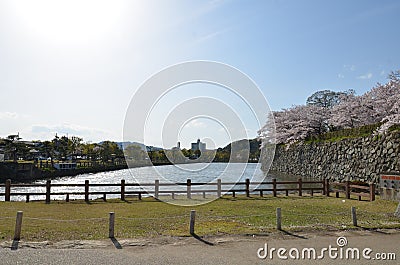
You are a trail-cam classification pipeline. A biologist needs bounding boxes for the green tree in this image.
[124,144,146,161]
[39,140,55,165]
[306,89,355,108]
[4,134,21,162]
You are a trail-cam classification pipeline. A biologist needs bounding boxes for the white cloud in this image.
[29,123,117,142]
[0,112,18,119]
[357,73,373,80]
[195,30,223,43]
[186,119,207,128]
[338,73,345,79]
[344,64,356,71]
[380,70,386,76]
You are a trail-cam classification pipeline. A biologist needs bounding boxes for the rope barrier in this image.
[23,217,107,222]
[118,215,187,220]
[0,217,14,220]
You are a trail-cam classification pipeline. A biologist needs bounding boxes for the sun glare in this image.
[11,0,125,44]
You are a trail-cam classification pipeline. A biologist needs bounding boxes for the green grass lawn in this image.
[0,195,399,242]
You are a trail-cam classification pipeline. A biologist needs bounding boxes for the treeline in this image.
[1,134,261,165]
[0,134,123,163]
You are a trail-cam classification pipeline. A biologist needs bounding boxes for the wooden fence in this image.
[327,180,376,201]
[0,178,375,203]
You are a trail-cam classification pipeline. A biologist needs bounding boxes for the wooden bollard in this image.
[217,179,222,198]
[202,191,206,199]
[109,212,115,238]
[245,178,250,197]
[120,179,125,201]
[85,180,89,202]
[272,178,277,197]
[187,179,192,199]
[345,181,350,199]
[66,194,70,202]
[171,192,175,200]
[154,180,159,199]
[370,183,375,201]
[189,210,196,235]
[351,207,357,226]
[103,193,107,202]
[5,179,11,202]
[45,180,51,204]
[325,179,330,196]
[14,211,23,240]
[298,178,302,196]
[26,195,29,203]
[276,208,282,230]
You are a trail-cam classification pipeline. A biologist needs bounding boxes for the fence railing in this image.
[326,180,376,201]
[0,178,376,203]
[0,178,326,203]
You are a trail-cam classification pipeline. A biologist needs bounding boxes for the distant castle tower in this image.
[191,138,206,151]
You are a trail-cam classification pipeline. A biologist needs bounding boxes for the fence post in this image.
[109,212,115,238]
[155,180,159,199]
[217,179,222,198]
[351,207,357,226]
[14,211,23,240]
[345,181,350,199]
[189,210,196,235]
[187,179,192,199]
[298,178,302,196]
[5,179,11,202]
[272,178,277,197]
[45,180,51,204]
[85,180,89,202]
[369,183,375,201]
[325,179,330,197]
[245,178,250,197]
[120,179,125,201]
[276,207,282,230]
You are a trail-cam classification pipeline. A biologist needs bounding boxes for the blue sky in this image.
[0,0,399,148]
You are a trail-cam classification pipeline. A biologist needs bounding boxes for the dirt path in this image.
[1,229,399,264]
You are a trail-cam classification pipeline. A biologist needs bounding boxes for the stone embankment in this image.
[267,130,400,183]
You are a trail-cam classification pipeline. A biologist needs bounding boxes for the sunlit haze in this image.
[1,0,399,147]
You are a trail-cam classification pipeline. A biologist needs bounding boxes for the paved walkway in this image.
[1,229,399,265]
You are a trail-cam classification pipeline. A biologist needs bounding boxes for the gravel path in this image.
[1,229,399,265]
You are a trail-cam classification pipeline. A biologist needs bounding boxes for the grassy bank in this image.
[0,195,399,242]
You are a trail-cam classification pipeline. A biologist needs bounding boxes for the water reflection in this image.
[0,163,309,201]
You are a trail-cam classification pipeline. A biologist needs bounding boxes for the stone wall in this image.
[266,130,400,184]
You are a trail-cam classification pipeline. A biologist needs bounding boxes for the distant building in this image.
[171,142,181,151]
[191,139,206,152]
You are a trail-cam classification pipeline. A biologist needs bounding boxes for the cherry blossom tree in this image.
[259,70,400,144]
